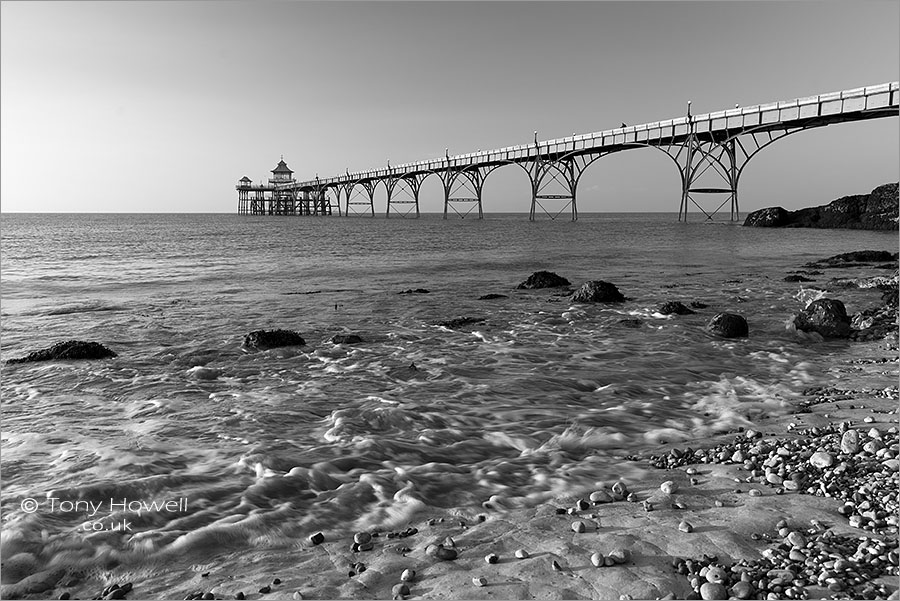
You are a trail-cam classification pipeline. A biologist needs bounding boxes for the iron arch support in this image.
[344,180,377,217]
[385,172,429,219]
[438,164,502,220]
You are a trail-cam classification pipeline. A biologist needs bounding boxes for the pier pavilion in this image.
[236,158,334,216]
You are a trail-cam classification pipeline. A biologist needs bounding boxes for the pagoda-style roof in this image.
[239,176,252,182]
[271,158,293,174]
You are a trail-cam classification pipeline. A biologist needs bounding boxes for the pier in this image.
[237,82,898,221]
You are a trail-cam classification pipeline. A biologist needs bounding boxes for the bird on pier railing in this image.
[621,122,627,128]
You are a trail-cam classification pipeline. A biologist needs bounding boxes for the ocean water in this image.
[0,211,896,591]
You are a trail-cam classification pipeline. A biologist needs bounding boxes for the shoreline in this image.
[13,351,895,600]
[2,254,898,601]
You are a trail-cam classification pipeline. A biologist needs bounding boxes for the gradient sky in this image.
[1,1,898,214]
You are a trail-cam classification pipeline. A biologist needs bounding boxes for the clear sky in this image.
[1,1,898,214]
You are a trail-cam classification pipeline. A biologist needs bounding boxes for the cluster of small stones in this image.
[672,519,898,600]
[801,385,899,405]
[182,576,283,599]
[85,582,133,600]
[648,425,899,536]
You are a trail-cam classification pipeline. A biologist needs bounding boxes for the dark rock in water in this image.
[618,319,644,328]
[399,288,430,294]
[517,271,571,289]
[331,334,363,344]
[244,329,306,349]
[793,299,851,338]
[478,293,508,300]
[881,287,898,307]
[743,183,899,230]
[658,301,695,315]
[690,301,708,309]
[571,280,625,303]
[6,340,116,364]
[812,250,899,267]
[705,313,748,338]
[437,317,486,329]
[743,206,790,227]
[784,274,816,282]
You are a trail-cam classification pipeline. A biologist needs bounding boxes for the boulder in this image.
[793,299,851,338]
[244,329,306,349]
[516,271,570,289]
[331,334,362,344]
[705,313,749,338]
[658,301,695,315]
[571,281,625,303]
[6,340,117,364]
[783,274,815,282]
[743,183,898,230]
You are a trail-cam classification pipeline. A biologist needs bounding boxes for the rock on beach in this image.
[571,280,625,303]
[244,329,306,349]
[793,298,852,338]
[658,301,695,315]
[516,271,571,289]
[704,313,748,338]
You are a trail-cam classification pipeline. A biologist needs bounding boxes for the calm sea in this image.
[1,212,896,590]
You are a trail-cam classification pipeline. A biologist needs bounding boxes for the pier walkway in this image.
[237,82,898,220]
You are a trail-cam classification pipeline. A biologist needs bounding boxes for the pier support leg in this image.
[528,157,580,221]
[344,182,377,216]
[385,175,425,218]
[440,168,488,219]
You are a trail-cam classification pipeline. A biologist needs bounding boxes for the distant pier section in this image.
[237,82,899,221]
[236,158,334,216]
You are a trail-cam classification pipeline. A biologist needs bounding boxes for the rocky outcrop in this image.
[806,250,898,269]
[571,281,625,303]
[399,288,430,294]
[793,299,852,338]
[6,340,117,364]
[478,293,508,300]
[705,313,749,338]
[743,183,899,230]
[244,329,306,349]
[517,271,571,289]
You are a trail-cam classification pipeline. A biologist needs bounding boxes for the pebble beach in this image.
[64,373,897,601]
[149,370,899,601]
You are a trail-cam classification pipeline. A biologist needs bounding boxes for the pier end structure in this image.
[236,157,333,216]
